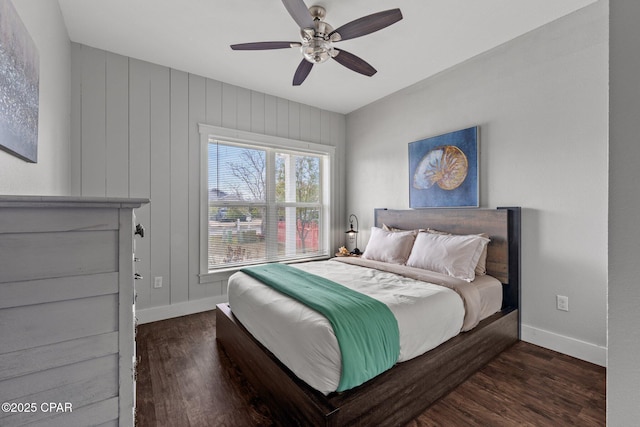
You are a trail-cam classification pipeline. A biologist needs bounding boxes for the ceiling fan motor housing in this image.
[300,6,340,63]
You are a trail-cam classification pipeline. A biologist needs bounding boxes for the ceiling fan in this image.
[230,0,403,86]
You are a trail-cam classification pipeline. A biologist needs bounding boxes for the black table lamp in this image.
[345,214,361,255]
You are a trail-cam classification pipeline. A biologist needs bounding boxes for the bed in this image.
[216,207,521,426]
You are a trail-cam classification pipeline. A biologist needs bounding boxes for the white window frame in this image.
[198,123,335,283]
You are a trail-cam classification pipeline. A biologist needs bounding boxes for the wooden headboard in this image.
[374,207,521,310]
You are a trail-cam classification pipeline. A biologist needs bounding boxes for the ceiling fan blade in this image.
[332,48,377,77]
[330,9,403,42]
[231,41,301,50]
[293,59,313,86]
[282,0,314,29]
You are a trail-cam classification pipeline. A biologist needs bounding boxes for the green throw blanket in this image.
[241,263,400,392]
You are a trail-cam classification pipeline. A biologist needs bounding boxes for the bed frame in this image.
[216,207,521,426]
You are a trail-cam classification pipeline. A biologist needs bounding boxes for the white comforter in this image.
[227,259,501,395]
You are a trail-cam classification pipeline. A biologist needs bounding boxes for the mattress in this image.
[227,259,502,395]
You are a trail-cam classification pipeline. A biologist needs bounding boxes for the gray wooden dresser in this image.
[0,196,148,427]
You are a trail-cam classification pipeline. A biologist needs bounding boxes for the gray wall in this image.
[70,44,346,317]
[608,0,640,422]
[0,0,70,195]
[345,2,608,365]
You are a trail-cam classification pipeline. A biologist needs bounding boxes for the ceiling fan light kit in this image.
[230,0,402,86]
[299,7,339,65]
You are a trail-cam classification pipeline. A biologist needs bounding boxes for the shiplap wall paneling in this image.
[105,52,130,198]
[308,105,323,144]
[170,69,190,305]
[70,43,347,316]
[190,75,227,301]
[299,104,312,142]
[251,91,265,134]
[148,63,172,308]
[330,111,346,250]
[70,43,82,196]
[221,83,238,129]
[237,86,252,132]
[80,46,107,197]
[276,97,289,138]
[0,197,146,427]
[129,59,152,200]
[288,101,301,141]
[188,74,207,301]
[265,94,278,136]
[320,111,333,145]
[205,79,222,126]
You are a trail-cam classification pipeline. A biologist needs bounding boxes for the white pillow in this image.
[406,232,490,281]
[362,227,417,264]
[382,223,426,233]
[426,229,489,276]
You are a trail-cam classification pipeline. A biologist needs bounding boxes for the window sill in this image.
[198,255,331,284]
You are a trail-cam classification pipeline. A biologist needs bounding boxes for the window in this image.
[200,125,333,274]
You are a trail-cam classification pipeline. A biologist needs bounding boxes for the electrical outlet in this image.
[556,295,569,311]
[153,276,163,289]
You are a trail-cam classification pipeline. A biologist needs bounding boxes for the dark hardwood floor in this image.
[136,310,605,426]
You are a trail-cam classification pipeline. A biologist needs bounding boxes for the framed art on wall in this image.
[409,126,478,208]
[0,0,39,163]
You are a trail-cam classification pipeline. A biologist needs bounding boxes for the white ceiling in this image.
[57,0,596,114]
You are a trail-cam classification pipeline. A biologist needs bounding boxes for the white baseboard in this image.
[136,295,228,324]
[521,324,607,367]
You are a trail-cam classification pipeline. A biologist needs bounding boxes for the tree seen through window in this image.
[207,141,325,269]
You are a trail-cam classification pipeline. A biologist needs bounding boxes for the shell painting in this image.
[413,145,468,191]
[408,126,478,208]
